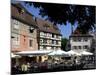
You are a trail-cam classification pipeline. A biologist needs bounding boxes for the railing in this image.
[40,43,61,46]
[40,35,61,40]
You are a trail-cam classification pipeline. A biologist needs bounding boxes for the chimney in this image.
[33,17,37,22]
[35,17,37,23]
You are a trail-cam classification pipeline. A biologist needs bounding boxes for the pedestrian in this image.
[21,63,28,72]
[27,62,30,71]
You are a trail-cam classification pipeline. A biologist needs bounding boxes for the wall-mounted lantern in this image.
[29,26,35,33]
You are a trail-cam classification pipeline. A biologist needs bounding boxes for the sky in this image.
[14,1,78,39]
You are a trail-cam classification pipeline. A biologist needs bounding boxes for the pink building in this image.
[11,3,38,52]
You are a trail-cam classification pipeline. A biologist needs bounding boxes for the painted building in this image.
[89,31,96,53]
[69,34,93,52]
[33,18,62,62]
[11,3,38,52]
[11,3,62,63]
[35,18,62,50]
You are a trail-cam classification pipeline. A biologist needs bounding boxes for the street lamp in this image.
[29,26,35,33]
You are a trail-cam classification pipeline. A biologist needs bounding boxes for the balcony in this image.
[51,37,61,40]
[51,44,61,47]
[40,43,61,47]
[40,43,51,46]
[40,35,61,40]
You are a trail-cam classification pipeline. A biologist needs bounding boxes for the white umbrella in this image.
[48,50,70,63]
[66,50,81,56]
[48,49,70,57]
[81,51,93,55]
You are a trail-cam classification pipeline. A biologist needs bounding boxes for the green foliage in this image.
[25,2,96,34]
[61,38,68,51]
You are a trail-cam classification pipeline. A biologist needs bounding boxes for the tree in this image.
[91,39,96,54]
[25,2,96,34]
[61,38,68,51]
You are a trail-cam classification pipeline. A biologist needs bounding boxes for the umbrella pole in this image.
[15,57,19,66]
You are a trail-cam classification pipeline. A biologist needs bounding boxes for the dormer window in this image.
[43,24,50,30]
[21,9,24,14]
[18,8,24,14]
[29,26,34,33]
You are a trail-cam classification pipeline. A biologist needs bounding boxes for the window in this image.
[24,36,26,42]
[52,40,54,44]
[45,33,48,37]
[83,45,88,49]
[56,35,59,38]
[54,41,56,44]
[59,36,61,39]
[52,34,54,38]
[56,41,59,45]
[54,35,56,38]
[49,34,52,38]
[78,38,81,41]
[43,24,50,30]
[29,39,33,47]
[43,32,47,37]
[83,38,88,42]
[47,33,50,37]
[21,9,24,14]
[73,46,77,49]
[44,26,49,30]
[40,39,43,42]
[40,46,43,49]
[51,47,54,50]
[58,41,61,45]
[73,37,81,42]
[11,33,20,48]
[40,39,43,44]
[13,19,19,29]
[49,40,52,44]
[73,38,77,41]
[43,39,47,44]
[40,32,44,36]
[43,46,46,49]
[57,47,60,50]
[78,46,81,49]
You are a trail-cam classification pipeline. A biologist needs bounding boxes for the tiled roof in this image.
[11,3,61,35]
[35,18,61,35]
[11,3,37,28]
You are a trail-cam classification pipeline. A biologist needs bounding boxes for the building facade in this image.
[35,18,62,50]
[69,34,93,52]
[11,3,62,63]
[89,31,96,53]
[34,18,62,62]
[11,3,38,52]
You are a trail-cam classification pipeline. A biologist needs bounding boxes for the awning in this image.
[15,50,53,56]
